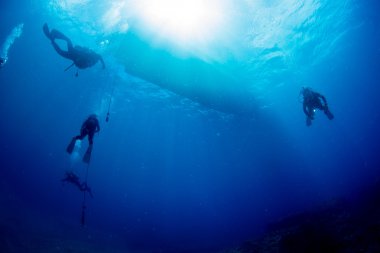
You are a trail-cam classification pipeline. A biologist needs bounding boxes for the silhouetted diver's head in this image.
[0,57,7,67]
[301,86,312,97]
[88,114,98,120]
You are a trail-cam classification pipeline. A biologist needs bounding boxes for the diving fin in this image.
[49,29,70,41]
[43,23,52,40]
[66,138,76,154]
[83,145,93,164]
[325,109,334,120]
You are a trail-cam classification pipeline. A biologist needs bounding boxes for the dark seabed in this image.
[1,0,380,252]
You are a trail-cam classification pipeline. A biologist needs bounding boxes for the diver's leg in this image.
[67,132,85,154]
[51,40,72,59]
[43,24,73,47]
[305,106,313,126]
[48,28,75,59]
[66,137,77,154]
[314,100,324,111]
[318,102,334,120]
[43,23,51,39]
[82,144,93,164]
[50,29,74,50]
[82,132,94,163]
[76,131,87,141]
[49,29,71,43]
[88,132,94,146]
[324,107,334,120]
[67,131,87,154]
[75,181,82,190]
[307,106,315,119]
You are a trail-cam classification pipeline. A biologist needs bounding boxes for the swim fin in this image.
[43,23,52,40]
[66,138,76,154]
[325,109,334,120]
[49,29,70,41]
[82,145,93,164]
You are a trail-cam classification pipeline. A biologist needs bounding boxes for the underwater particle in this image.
[99,39,110,47]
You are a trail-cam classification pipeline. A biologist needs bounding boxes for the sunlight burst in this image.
[135,0,226,48]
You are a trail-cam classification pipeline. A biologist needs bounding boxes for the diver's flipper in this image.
[43,23,51,40]
[49,29,70,41]
[82,145,93,164]
[66,138,76,154]
[325,109,334,120]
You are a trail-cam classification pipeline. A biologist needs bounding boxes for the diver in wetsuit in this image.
[301,87,334,126]
[61,171,82,189]
[43,23,105,75]
[61,172,93,198]
[66,114,100,163]
[0,57,6,68]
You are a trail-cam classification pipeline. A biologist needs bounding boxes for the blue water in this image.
[1,0,379,252]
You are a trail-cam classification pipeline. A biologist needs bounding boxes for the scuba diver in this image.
[61,171,93,198]
[0,57,6,68]
[43,23,105,76]
[61,171,81,189]
[300,87,334,126]
[66,114,100,163]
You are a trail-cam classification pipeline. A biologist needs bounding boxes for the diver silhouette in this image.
[300,87,334,126]
[0,57,6,68]
[66,114,100,163]
[43,23,105,76]
[61,171,93,198]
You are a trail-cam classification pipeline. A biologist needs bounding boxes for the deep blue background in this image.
[1,0,379,252]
